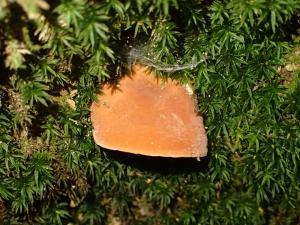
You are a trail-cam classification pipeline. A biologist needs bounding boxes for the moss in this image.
[0,0,300,224]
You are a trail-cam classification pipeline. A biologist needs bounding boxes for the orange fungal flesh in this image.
[90,64,208,158]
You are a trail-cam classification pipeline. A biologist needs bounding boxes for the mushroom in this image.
[90,64,207,158]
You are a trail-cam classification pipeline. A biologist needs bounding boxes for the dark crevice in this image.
[27,103,60,138]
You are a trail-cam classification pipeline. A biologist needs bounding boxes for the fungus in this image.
[90,64,208,158]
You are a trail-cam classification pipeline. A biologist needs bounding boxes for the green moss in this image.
[0,0,299,224]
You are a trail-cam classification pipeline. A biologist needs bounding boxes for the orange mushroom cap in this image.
[90,64,208,158]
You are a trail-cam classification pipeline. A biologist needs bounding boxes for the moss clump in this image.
[0,0,299,224]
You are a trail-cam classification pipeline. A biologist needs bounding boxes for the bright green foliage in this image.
[0,0,300,224]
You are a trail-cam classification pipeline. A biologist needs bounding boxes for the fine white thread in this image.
[128,48,206,72]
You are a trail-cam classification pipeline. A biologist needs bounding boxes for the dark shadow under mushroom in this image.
[103,148,210,175]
